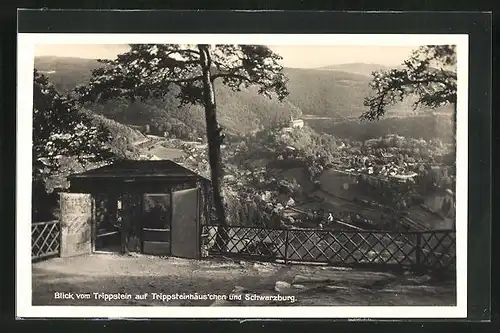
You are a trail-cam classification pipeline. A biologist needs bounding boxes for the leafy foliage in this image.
[86,90,301,140]
[75,44,289,106]
[362,45,457,121]
[32,70,120,221]
[33,70,116,183]
[230,125,343,183]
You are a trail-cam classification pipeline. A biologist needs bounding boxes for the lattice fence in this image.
[32,220,60,260]
[419,231,456,269]
[201,225,456,270]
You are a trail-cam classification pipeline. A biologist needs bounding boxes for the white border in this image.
[17,33,468,319]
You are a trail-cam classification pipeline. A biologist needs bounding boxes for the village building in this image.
[281,127,293,133]
[390,172,418,183]
[60,160,212,259]
[289,118,304,129]
[281,116,304,133]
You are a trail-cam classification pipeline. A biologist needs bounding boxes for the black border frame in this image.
[13,9,492,323]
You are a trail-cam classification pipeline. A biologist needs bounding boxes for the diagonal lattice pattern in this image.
[202,225,287,259]
[420,232,456,269]
[201,225,455,270]
[32,221,60,260]
[287,231,418,265]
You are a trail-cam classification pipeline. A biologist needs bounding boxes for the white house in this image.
[390,172,418,183]
[289,118,304,129]
[281,117,304,133]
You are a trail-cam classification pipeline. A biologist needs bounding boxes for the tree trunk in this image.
[198,45,228,248]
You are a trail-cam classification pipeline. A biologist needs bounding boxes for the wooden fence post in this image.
[284,230,289,264]
[415,233,422,269]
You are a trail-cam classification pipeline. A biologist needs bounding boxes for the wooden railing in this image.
[32,220,60,260]
[201,225,456,271]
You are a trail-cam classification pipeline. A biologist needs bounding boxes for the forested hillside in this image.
[284,68,371,118]
[316,63,391,76]
[284,67,453,119]
[35,56,102,94]
[34,56,453,142]
[35,56,302,138]
[306,113,455,144]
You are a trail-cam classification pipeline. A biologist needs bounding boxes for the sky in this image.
[34,44,418,68]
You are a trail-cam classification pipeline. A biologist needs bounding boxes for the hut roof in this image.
[68,159,210,182]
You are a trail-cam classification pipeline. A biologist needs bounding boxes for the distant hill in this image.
[33,57,394,122]
[316,63,393,77]
[284,67,372,118]
[34,56,454,142]
[35,57,103,93]
[284,66,453,119]
[34,56,302,139]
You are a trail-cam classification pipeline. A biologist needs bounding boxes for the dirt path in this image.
[32,254,283,306]
[32,254,455,307]
[147,146,185,160]
[131,137,150,146]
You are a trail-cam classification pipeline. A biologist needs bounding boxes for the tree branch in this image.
[211,72,252,83]
[161,74,204,84]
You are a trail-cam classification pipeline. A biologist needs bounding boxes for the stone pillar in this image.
[59,193,93,257]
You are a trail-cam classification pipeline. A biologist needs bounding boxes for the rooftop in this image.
[68,159,210,181]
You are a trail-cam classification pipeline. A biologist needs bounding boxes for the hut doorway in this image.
[141,193,171,255]
[120,193,143,253]
[94,194,121,253]
[94,193,143,253]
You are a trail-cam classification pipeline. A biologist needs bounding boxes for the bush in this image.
[32,179,59,222]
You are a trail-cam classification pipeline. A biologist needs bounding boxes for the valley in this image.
[34,56,456,233]
[128,122,455,234]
